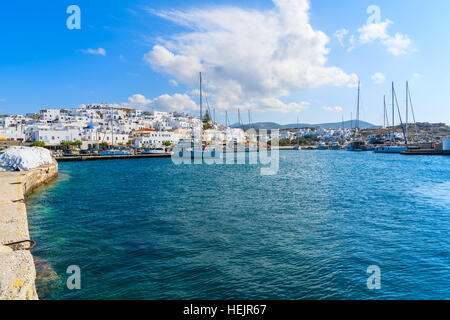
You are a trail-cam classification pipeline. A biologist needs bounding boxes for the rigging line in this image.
[393,87,408,145]
[384,89,391,128]
[408,88,419,139]
[384,102,390,127]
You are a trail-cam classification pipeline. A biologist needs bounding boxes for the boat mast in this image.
[393,84,408,145]
[356,81,360,132]
[408,85,419,141]
[238,108,244,131]
[350,112,353,131]
[199,72,203,124]
[110,108,114,148]
[392,82,395,143]
[406,81,409,142]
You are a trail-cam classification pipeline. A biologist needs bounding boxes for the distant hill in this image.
[231,120,380,130]
[230,122,281,130]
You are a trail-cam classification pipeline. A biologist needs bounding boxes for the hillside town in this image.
[0,104,236,150]
[0,104,358,150]
[1,104,448,153]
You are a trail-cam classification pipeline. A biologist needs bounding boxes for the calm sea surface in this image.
[27,151,450,299]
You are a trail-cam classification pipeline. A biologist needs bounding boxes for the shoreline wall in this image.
[0,161,58,300]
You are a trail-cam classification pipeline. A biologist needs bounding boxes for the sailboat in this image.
[294,116,301,150]
[346,81,372,151]
[374,82,410,153]
[174,72,218,160]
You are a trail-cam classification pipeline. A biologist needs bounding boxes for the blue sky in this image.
[0,0,449,126]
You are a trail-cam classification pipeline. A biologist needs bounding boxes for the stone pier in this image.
[0,161,58,300]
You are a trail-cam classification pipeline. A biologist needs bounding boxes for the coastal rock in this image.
[0,147,53,172]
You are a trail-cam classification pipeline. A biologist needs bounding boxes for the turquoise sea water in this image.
[27,151,450,300]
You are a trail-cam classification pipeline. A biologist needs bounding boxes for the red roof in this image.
[136,128,157,132]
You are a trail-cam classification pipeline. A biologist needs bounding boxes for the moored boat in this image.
[100,149,133,156]
[346,140,372,152]
[141,147,166,154]
[373,145,408,153]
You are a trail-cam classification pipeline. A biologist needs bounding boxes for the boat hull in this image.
[374,146,408,153]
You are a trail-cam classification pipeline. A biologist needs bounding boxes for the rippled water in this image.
[27,151,450,300]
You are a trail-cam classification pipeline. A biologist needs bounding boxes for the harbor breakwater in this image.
[0,161,58,300]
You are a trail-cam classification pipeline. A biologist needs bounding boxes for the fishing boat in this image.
[141,147,166,154]
[330,142,341,150]
[317,142,328,150]
[173,138,219,159]
[346,140,372,151]
[100,149,133,156]
[374,145,407,153]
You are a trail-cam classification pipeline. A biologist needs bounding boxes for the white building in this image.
[133,130,177,148]
[32,129,82,146]
[39,109,61,122]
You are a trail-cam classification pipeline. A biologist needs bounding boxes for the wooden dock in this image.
[56,153,172,162]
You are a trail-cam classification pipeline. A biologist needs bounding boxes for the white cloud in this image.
[126,94,152,107]
[0,98,6,103]
[81,48,106,56]
[382,33,411,56]
[358,19,392,43]
[349,35,355,45]
[323,106,343,113]
[371,72,386,84]
[122,93,198,113]
[411,73,423,82]
[346,35,356,52]
[143,0,357,113]
[334,29,349,47]
[357,18,412,56]
[152,93,198,112]
[240,98,309,114]
[169,79,178,86]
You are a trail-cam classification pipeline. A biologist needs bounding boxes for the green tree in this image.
[60,141,71,149]
[202,110,213,130]
[33,141,45,147]
[163,141,172,147]
[203,110,212,123]
[71,140,82,147]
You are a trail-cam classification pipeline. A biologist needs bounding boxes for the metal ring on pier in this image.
[4,240,36,251]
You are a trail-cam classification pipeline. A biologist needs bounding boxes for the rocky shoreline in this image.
[0,161,58,300]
